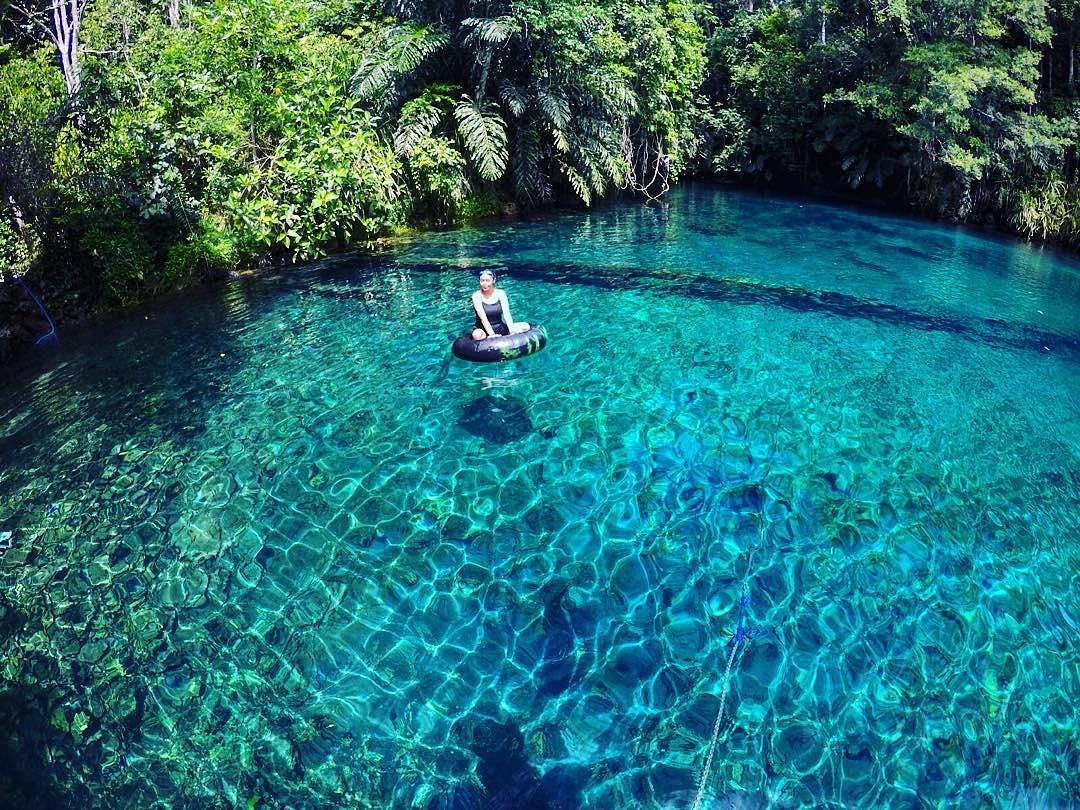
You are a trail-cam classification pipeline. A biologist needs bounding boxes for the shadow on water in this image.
[458,395,533,444]
[687,220,738,237]
[0,270,322,538]
[0,421,37,460]
[0,591,156,810]
[432,717,588,810]
[404,260,1080,363]
[0,604,87,810]
[0,279,289,810]
[0,690,79,810]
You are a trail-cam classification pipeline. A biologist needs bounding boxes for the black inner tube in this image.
[452,325,548,363]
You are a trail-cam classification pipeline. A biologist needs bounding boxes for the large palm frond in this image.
[394,85,456,157]
[499,80,527,119]
[513,122,543,203]
[590,70,638,118]
[536,89,571,154]
[353,24,449,101]
[560,161,592,205]
[454,96,508,181]
[461,16,519,46]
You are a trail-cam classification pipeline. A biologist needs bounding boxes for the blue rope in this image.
[692,536,764,810]
[691,588,753,810]
[15,276,59,345]
[732,591,752,645]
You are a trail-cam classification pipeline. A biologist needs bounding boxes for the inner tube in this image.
[452,325,548,363]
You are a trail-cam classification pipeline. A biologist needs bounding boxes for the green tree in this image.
[352,0,710,211]
[704,0,1079,246]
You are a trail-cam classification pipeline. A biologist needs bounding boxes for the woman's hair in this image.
[479,270,496,281]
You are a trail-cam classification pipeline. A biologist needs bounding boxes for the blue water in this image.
[1,185,1078,807]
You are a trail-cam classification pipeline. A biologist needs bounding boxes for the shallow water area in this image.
[1,185,1079,808]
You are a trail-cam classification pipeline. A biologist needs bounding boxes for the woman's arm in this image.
[472,292,497,337]
[499,290,516,329]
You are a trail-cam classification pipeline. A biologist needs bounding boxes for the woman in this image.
[471,269,530,340]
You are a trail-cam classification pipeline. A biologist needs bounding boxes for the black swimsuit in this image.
[475,296,509,335]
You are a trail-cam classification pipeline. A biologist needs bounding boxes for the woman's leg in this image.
[510,322,531,334]
[472,328,487,340]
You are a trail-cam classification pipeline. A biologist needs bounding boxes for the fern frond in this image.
[461,16,519,45]
[499,80,527,118]
[513,123,541,202]
[353,58,394,101]
[591,70,637,116]
[394,96,445,157]
[391,25,449,72]
[353,24,449,100]
[579,148,605,192]
[537,90,570,131]
[552,127,570,154]
[599,146,629,186]
[563,163,591,205]
[538,90,571,152]
[454,96,508,181]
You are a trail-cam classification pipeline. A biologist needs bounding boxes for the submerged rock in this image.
[458,395,533,444]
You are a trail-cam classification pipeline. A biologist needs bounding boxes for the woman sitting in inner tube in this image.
[471,269,529,340]
[452,269,546,362]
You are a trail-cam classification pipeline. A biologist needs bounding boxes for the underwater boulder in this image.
[458,396,533,444]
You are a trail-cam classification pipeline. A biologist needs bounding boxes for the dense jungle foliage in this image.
[0,0,1077,314]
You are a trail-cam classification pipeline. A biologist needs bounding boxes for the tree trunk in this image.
[48,0,86,98]
[1070,31,1075,88]
[167,0,180,27]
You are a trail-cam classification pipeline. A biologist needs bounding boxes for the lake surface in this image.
[2,185,1078,807]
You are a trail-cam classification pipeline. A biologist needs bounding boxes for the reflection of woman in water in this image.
[471,269,531,340]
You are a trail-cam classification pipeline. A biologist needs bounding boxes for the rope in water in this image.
[15,276,59,345]
[690,526,762,810]
[690,589,750,810]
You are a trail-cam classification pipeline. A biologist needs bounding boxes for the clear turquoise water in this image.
[1,185,1078,808]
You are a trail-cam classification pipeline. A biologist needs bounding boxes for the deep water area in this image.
[1,185,1078,807]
